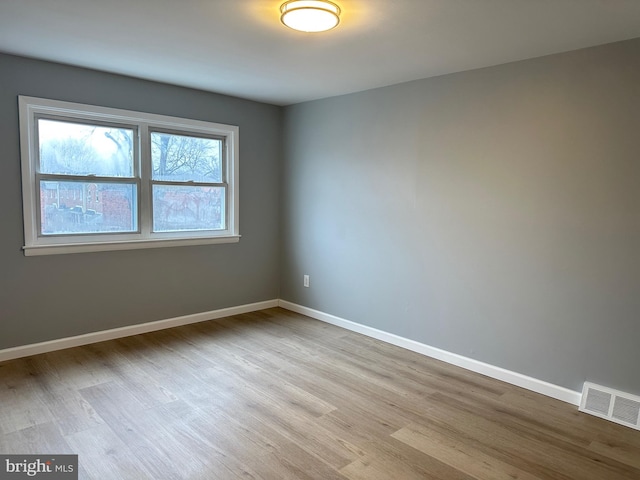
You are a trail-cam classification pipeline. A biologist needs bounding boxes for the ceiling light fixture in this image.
[280,1,341,33]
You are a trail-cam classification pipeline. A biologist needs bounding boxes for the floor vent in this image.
[580,382,640,431]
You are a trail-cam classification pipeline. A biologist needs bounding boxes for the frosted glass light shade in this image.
[280,1,341,33]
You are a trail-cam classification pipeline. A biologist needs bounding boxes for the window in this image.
[19,96,239,255]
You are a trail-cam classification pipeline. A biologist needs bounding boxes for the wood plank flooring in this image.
[1,307,639,479]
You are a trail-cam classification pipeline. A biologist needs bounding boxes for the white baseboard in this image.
[278,300,582,406]
[0,298,582,406]
[0,299,279,363]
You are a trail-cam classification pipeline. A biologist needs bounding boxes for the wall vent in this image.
[580,382,640,431]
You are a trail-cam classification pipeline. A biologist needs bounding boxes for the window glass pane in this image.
[40,181,137,235]
[38,119,134,177]
[153,185,225,232]
[151,132,222,182]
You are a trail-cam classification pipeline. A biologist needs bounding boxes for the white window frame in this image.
[19,96,240,256]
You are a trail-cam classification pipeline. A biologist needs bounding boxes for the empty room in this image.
[1,1,639,479]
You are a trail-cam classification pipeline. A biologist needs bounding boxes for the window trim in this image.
[19,96,240,256]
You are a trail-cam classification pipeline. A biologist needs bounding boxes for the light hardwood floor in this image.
[1,308,639,479]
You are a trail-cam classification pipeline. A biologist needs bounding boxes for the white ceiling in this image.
[1,1,640,106]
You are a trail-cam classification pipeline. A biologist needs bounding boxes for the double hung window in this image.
[19,96,239,255]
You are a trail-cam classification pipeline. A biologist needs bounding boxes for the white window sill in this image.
[23,235,241,256]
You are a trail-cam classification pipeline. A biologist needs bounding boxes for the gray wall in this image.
[3,39,639,397]
[281,39,640,395]
[0,53,281,349]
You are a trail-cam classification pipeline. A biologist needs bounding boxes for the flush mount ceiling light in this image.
[280,1,341,33]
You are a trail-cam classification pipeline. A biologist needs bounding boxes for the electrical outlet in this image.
[303,275,310,288]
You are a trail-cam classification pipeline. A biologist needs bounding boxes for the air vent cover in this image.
[580,382,640,431]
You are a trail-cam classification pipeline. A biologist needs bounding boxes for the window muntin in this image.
[20,96,239,255]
